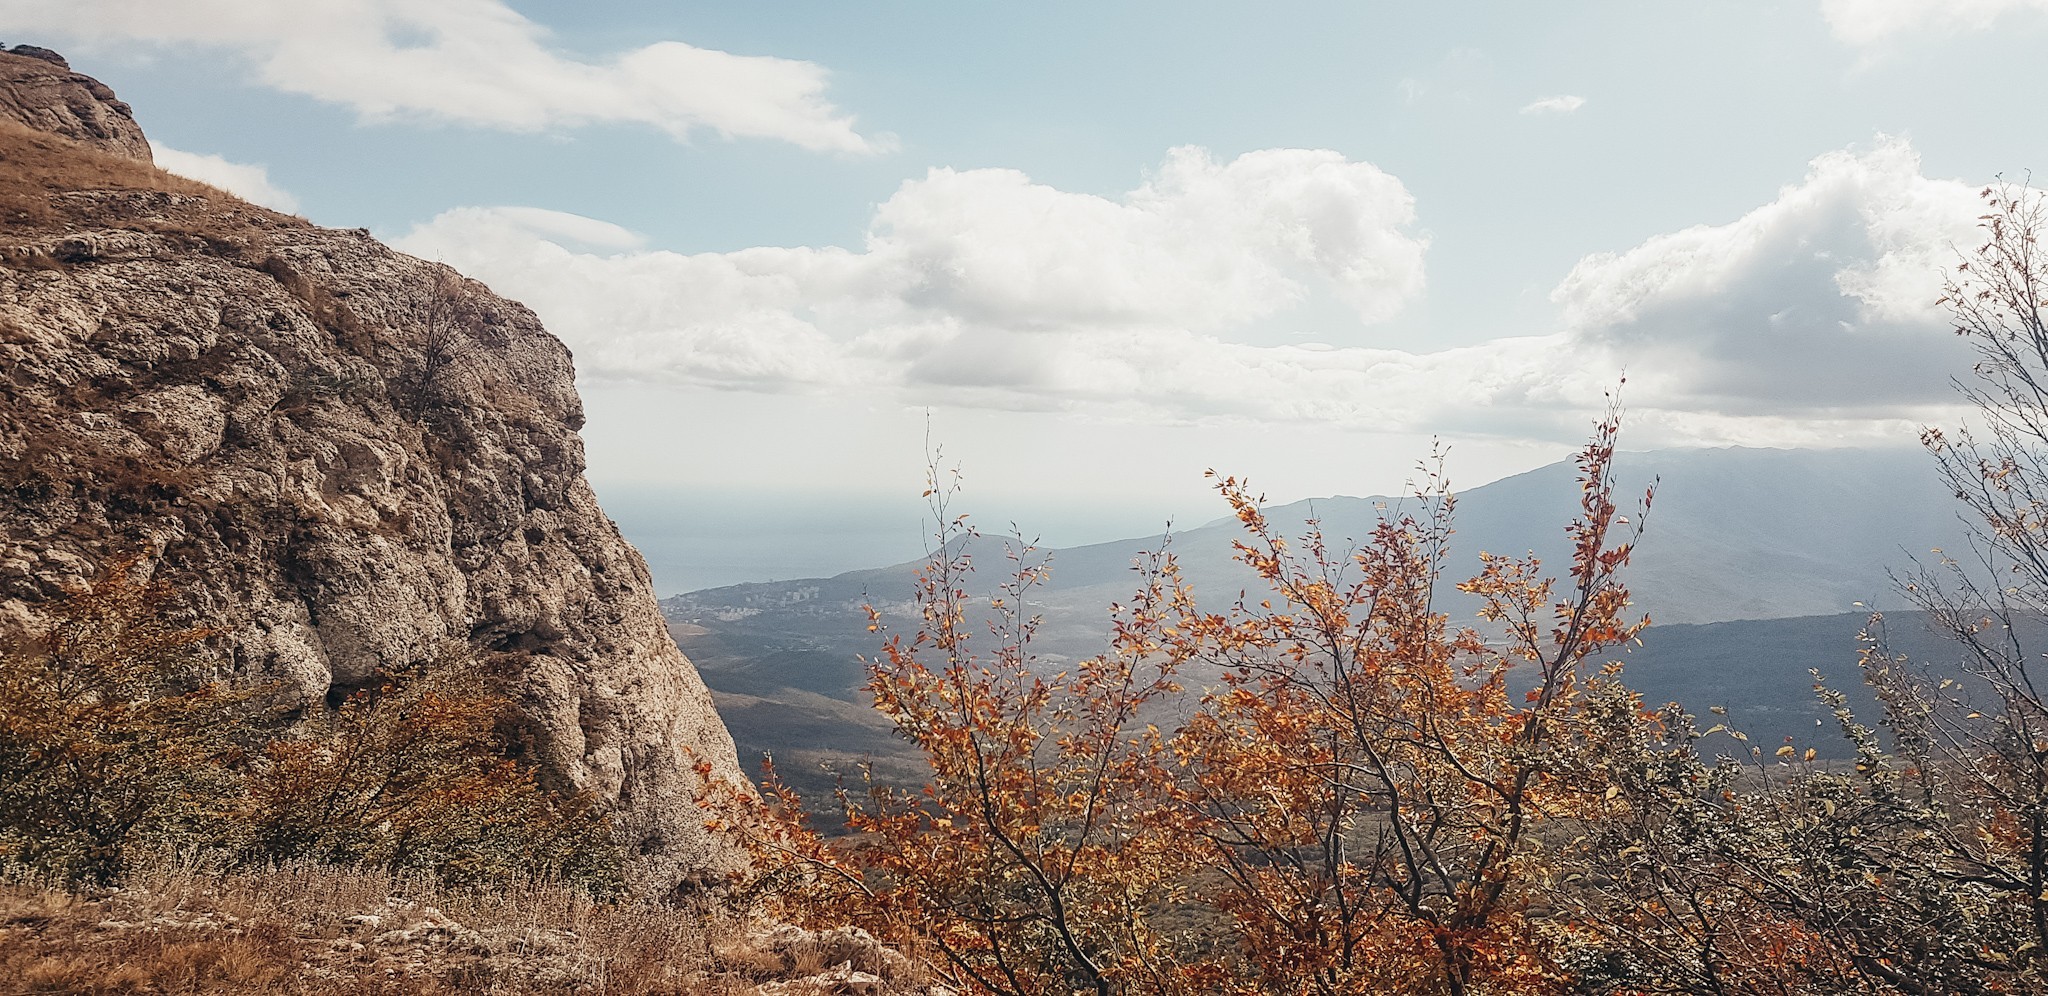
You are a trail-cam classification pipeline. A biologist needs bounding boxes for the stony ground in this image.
[0,865,945,995]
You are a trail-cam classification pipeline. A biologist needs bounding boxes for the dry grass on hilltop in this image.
[0,117,291,233]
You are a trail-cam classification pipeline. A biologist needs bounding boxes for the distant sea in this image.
[593,486,926,596]
[593,484,1182,596]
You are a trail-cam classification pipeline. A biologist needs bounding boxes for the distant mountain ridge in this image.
[668,445,1964,633]
[660,445,1973,791]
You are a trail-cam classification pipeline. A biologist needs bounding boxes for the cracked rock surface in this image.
[0,47,152,162]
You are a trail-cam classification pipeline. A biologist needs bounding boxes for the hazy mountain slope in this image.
[674,604,1991,797]
[1579,609,2008,756]
[667,445,1963,645]
[661,445,1973,788]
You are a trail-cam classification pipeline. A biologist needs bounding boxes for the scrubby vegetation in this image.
[0,569,944,993]
[699,186,2048,995]
[0,561,620,892]
[0,861,921,994]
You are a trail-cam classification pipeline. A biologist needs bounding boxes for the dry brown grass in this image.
[0,861,930,995]
[0,118,267,208]
[0,116,305,253]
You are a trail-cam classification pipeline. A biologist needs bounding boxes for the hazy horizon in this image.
[601,439,1934,594]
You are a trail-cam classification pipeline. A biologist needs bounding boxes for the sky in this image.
[6,0,2047,590]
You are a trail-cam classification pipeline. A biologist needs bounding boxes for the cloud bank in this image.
[400,139,1983,448]
[149,143,300,212]
[1822,0,2048,46]
[1,0,883,153]
[399,146,1434,409]
[1553,137,1979,416]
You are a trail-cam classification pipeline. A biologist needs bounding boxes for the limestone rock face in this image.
[0,56,747,891]
[0,47,152,162]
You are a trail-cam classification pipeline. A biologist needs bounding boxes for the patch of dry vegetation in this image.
[0,117,296,238]
[0,566,944,994]
[0,563,620,890]
[0,861,935,995]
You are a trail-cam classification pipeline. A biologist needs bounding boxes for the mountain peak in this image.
[0,45,152,162]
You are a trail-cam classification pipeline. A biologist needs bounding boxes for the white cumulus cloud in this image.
[397,138,1989,449]
[410,206,646,254]
[2,0,883,153]
[149,143,300,212]
[1520,95,1586,115]
[395,146,1453,421]
[1821,0,2048,46]
[1552,137,1981,415]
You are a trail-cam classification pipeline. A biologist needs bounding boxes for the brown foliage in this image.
[0,560,243,883]
[711,329,2048,994]
[709,414,1656,996]
[0,559,620,892]
[1153,415,1649,996]
[238,655,619,890]
[708,464,1192,992]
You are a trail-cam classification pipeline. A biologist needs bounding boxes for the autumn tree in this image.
[1875,180,2048,987]
[709,453,1199,996]
[712,413,1658,996]
[1567,181,2048,995]
[1909,180,2048,967]
[1156,416,1649,995]
[1526,184,2048,996]
[0,561,243,882]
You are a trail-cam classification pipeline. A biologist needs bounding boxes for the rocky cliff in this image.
[0,48,747,892]
[0,45,151,162]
